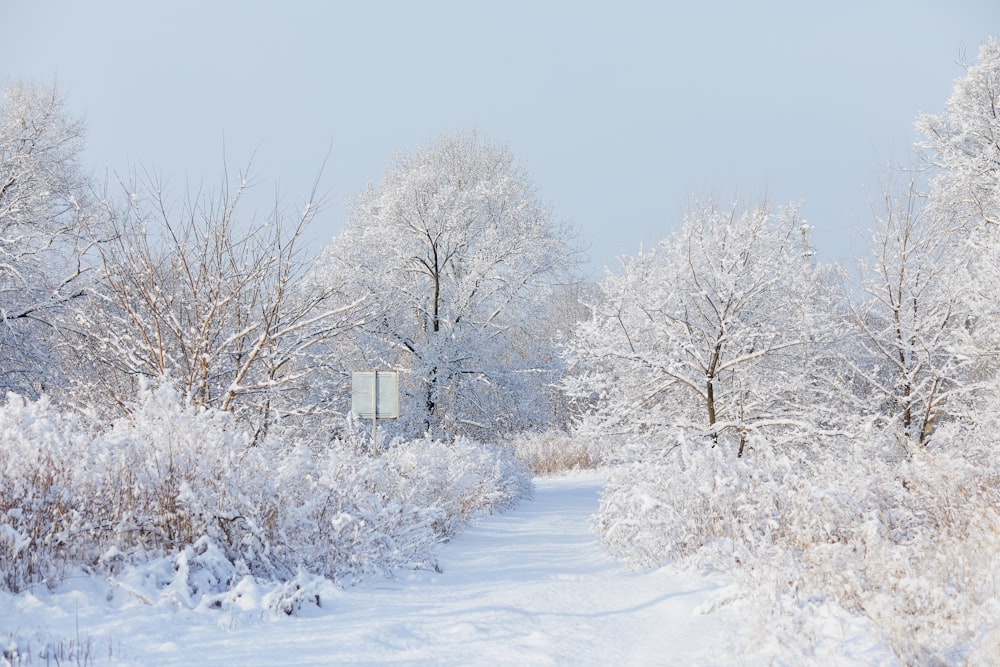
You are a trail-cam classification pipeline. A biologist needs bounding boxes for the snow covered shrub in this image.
[101,439,447,615]
[0,394,87,592]
[596,429,1000,662]
[594,432,793,569]
[382,436,533,539]
[91,383,272,567]
[135,431,531,607]
[0,384,280,592]
[1,384,533,614]
[265,440,446,582]
[106,397,531,591]
[736,442,1000,664]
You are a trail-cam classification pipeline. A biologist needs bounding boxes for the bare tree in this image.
[851,177,973,447]
[66,164,363,439]
[863,39,1000,445]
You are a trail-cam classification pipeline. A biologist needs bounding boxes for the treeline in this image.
[578,40,1000,663]
[2,37,1000,661]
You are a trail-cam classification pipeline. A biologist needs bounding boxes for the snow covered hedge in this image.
[0,385,532,610]
[595,430,1000,662]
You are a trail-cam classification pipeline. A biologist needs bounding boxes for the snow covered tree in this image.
[314,131,582,440]
[65,167,363,439]
[0,82,90,395]
[564,199,829,457]
[851,177,977,447]
[908,38,1000,439]
[916,38,1000,231]
[876,39,1000,444]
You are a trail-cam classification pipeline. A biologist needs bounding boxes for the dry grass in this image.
[505,430,602,474]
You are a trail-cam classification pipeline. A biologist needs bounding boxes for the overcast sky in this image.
[2,1,997,275]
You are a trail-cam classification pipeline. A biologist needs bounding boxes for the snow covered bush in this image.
[92,384,269,568]
[594,429,1000,662]
[0,384,532,612]
[0,394,86,592]
[383,436,533,538]
[0,384,282,593]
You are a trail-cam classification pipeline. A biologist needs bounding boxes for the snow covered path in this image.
[293,470,737,666]
[4,471,742,665]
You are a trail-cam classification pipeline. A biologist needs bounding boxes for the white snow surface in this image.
[2,471,750,666]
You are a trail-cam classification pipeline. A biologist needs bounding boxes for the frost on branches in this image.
[63,166,364,438]
[0,82,90,397]
[563,198,831,458]
[916,38,1000,231]
[853,178,976,448]
[916,38,1000,415]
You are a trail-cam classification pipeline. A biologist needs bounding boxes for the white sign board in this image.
[351,370,399,419]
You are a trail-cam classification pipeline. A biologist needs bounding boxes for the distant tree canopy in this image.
[4,39,1000,456]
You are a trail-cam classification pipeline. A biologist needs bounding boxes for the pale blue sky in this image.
[2,1,997,275]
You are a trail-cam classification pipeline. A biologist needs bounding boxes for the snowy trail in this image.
[296,471,735,666]
[4,471,741,666]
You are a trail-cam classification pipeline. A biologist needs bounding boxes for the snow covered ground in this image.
[2,471,753,666]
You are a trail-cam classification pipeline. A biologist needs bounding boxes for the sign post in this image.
[351,370,399,452]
